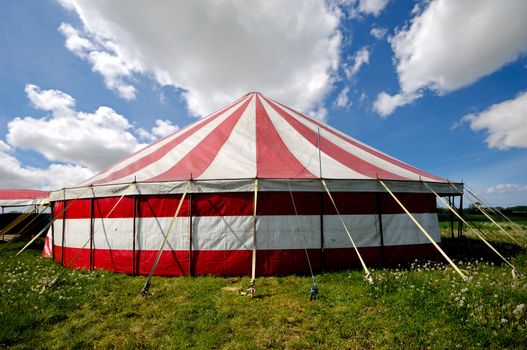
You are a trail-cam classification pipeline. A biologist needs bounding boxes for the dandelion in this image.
[513,304,525,317]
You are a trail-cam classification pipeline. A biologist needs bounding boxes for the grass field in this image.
[1,217,527,349]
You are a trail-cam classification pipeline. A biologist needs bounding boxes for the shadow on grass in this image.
[441,236,524,263]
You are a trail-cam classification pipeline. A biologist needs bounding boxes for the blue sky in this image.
[0,0,526,206]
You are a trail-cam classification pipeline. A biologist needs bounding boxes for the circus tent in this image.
[46,92,462,276]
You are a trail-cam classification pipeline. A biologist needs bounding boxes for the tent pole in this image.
[61,197,66,266]
[188,192,193,277]
[319,192,325,273]
[465,185,525,233]
[321,179,374,286]
[16,200,76,257]
[51,202,55,260]
[248,178,258,298]
[448,196,454,239]
[141,182,189,296]
[449,183,524,246]
[458,194,464,239]
[132,195,137,276]
[89,198,95,271]
[375,192,385,265]
[380,180,467,280]
[423,182,519,276]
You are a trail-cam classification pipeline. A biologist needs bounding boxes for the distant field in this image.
[1,219,526,349]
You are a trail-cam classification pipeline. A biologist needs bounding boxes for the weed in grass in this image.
[1,225,527,349]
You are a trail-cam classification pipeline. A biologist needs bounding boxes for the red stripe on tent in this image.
[192,193,253,216]
[89,95,251,185]
[138,196,190,217]
[323,192,436,215]
[255,95,315,178]
[192,250,251,276]
[270,97,446,182]
[149,96,253,181]
[256,249,321,276]
[0,189,48,200]
[52,192,436,219]
[258,192,322,216]
[262,96,408,180]
[54,244,441,276]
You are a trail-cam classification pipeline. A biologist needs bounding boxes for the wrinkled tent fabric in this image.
[0,189,49,207]
[45,92,462,276]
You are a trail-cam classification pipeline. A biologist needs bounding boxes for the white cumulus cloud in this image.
[8,84,143,171]
[59,23,140,100]
[487,183,527,194]
[461,91,527,150]
[370,26,387,40]
[373,91,420,118]
[374,0,527,116]
[0,140,92,190]
[334,86,351,108]
[345,46,370,79]
[57,0,343,118]
[1,85,179,190]
[136,119,180,142]
[358,0,389,16]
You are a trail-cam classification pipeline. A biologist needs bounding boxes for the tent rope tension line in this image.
[45,193,128,290]
[464,184,527,235]
[287,180,318,301]
[463,185,527,245]
[247,178,258,298]
[141,181,190,297]
[321,179,374,287]
[1,204,42,241]
[379,180,467,281]
[2,203,50,251]
[449,183,526,247]
[422,182,520,278]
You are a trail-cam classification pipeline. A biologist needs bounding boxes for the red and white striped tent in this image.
[0,189,49,208]
[47,92,461,276]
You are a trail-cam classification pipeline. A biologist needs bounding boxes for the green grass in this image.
[1,222,527,349]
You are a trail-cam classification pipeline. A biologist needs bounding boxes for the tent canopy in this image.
[0,189,49,207]
[52,92,459,200]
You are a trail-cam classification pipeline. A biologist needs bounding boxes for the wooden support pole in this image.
[375,192,385,265]
[188,192,193,277]
[380,180,467,280]
[89,198,95,271]
[132,195,137,276]
[319,192,325,273]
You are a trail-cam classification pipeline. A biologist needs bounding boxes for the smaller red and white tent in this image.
[0,189,49,208]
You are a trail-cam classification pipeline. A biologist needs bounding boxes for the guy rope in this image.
[321,179,374,286]
[379,180,467,281]
[464,185,526,235]
[141,181,190,296]
[423,182,520,277]
[287,180,318,300]
[46,193,129,289]
[247,178,258,298]
[449,183,525,247]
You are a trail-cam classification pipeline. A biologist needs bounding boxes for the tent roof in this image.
[0,189,49,207]
[80,92,446,186]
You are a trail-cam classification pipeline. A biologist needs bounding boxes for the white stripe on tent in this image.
[199,96,257,179]
[54,213,438,251]
[109,98,246,184]
[260,98,368,179]
[285,108,439,182]
[81,96,250,186]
